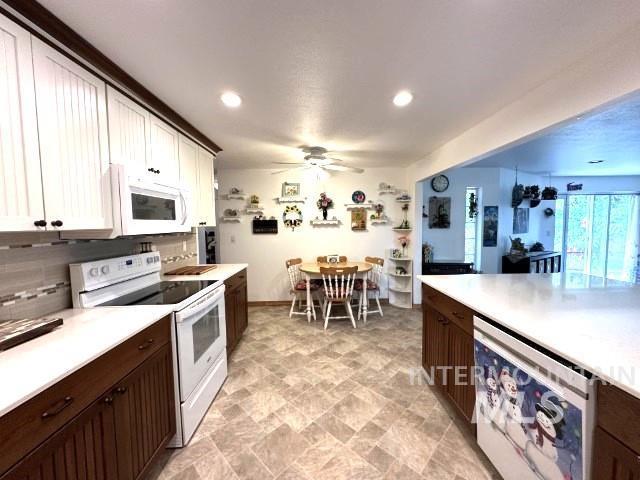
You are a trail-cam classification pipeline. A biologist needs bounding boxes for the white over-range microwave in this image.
[111,164,192,236]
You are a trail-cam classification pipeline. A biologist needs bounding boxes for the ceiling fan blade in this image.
[323,164,364,174]
[273,162,305,165]
[325,157,344,162]
[270,165,311,175]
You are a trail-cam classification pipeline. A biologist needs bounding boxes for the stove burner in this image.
[98,280,219,306]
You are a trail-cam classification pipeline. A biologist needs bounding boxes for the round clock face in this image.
[431,175,449,192]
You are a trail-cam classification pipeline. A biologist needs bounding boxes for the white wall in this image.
[551,175,640,194]
[420,167,554,274]
[217,167,410,302]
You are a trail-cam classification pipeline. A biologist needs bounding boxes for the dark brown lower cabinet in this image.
[422,285,476,430]
[0,319,175,480]
[593,427,640,480]
[2,393,119,480]
[225,269,248,356]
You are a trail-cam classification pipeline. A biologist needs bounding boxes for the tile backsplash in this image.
[0,232,197,321]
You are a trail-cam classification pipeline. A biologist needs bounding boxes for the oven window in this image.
[192,305,220,363]
[131,193,176,220]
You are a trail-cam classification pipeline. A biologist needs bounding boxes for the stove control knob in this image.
[147,257,154,264]
[89,267,99,277]
[101,265,110,275]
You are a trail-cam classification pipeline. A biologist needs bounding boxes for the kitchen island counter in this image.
[418,272,640,398]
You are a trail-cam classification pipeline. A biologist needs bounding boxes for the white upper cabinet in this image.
[149,114,179,181]
[178,134,200,226]
[0,16,45,231]
[32,37,112,231]
[197,146,216,226]
[106,85,150,175]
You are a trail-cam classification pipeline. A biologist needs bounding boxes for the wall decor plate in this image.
[351,190,366,203]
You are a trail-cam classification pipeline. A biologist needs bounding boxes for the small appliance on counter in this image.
[474,316,595,480]
[70,252,226,447]
[0,317,63,351]
[197,226,218,264]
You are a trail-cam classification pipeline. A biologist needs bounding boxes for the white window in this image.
[464,187,481,269]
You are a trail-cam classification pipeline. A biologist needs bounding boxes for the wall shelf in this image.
[276,196,306,203]
[344,203,376,210]
[395,198,412,203]
[220,216,241,222]
[370,217,389,224]
[386,249,413,308]
[245,206,265,214]
[378,188,397,195]
[225,194,247,200]
[310,219,341,226]
[392,227,412,232]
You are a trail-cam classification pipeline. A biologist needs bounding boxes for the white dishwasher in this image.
[473,316,595,480]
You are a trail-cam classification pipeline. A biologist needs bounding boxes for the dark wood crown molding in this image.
[1,0,222,154]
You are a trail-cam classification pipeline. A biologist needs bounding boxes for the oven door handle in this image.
[179,191,188,226]
[175,286,225,324]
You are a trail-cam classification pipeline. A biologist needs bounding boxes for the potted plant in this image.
[398,235,410,257]
[316,192,334,220]
[541,186,558,200]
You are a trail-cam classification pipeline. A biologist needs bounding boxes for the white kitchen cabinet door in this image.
[178,134,200,226]
[197,146,216,226]
[149,114,179,181]
[32,37,112,231]
[0,16,45,231]
[106,85,150,174]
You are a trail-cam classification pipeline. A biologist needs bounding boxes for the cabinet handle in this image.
[41,396,73,419]
[33,219,47,227]
[154,169,160,174]
[451,311,464,320]
[51,220,63,227]
[103,396,114,405]
[138,338,154,350]
[114,386,127,395]
[441,318,450,325]
[148,167,155,173]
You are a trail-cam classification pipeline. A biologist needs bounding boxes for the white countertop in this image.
[418,273,640,398]
[162,263,248,283]
[0,305,173,417]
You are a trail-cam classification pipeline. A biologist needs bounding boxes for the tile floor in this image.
[148,305,500,479]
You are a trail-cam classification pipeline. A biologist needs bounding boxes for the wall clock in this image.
[431,174,449,192]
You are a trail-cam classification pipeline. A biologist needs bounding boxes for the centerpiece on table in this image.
[316,192,334,220]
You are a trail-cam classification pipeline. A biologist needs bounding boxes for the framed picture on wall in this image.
[282,182,300,197]
[513,207,529,234]
[428,196,451,229]
[351,208,367,231]
[483,206,499,247]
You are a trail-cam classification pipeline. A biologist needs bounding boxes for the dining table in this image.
[299,261,373,324]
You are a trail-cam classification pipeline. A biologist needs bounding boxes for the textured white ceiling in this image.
[467,93,640,176]
[37,0,640,169]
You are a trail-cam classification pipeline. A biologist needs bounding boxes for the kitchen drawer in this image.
[0,315,171,476]
[422,285,473,335]
[598,383,640,454]
[224,269,247,291]
[593,426,640,479]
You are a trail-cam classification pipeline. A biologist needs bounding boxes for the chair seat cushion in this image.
[294,280,320,291]
[354,279,379,290]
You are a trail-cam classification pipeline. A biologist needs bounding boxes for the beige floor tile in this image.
[252,423,311,475]
[365,446,395,473]
[239,390,288,421]
[316,412,357,443]
[276,402,312,432]
[383,461,423,480]
[228,448,274,480]
[377,419,439,473]
[329,392,382,431]
[192,445,239,479]
[294,436,342,477]
[211,414,265,457]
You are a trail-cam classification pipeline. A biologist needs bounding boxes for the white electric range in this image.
[70,252,227,447]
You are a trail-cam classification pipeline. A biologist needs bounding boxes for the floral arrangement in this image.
[398,235,410,249]
[316,192,334,210]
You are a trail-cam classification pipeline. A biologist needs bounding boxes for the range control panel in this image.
[70,252,161,291]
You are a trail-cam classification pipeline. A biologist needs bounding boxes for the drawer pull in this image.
[41,396,73,419]
[103,396,113,405]
[138,339,154,350]
[451,311,465,320]
[114,386,127,395]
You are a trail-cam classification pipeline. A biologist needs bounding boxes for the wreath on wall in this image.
[283,205,303,231]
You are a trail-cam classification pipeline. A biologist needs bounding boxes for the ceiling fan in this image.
[271,146,364,174]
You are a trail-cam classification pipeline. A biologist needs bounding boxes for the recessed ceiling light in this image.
[220,91,242,108]
[393,90,413,107]
[588,159,604,164]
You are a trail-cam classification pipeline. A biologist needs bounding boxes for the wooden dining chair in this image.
[320,266,358,330]
[317,256,348,263]
[356,257,384,321]
[286,258,321,320]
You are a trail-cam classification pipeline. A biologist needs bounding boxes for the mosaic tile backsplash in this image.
[0,231,197,321]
